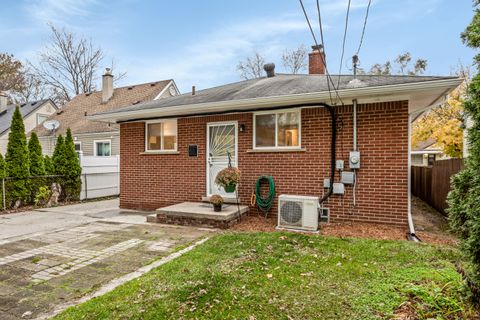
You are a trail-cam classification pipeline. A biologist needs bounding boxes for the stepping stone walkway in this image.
[0,209,211,319]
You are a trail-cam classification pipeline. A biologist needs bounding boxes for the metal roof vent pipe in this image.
[264,63,275,78]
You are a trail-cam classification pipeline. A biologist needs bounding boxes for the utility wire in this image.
[298,0,319,46]
[315,0,333,104]
[298,0,344,105]
[336,0,352,99]
[355,0,372,56]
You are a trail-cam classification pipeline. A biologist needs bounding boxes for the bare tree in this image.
[363,52,427,76]
[30,24,104,104]
[0,53,25,94]
[411,58,428,75]
[237,51,265,80]
[282,45,307,74]
[395,52,412,74]
[13,69,48,103]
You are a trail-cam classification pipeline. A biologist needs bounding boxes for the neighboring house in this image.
[0,92,58,154]
[32,69,179,156]
[411,138,446,166]
[90,45,461,227]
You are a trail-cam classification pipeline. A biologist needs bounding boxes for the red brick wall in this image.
[120,101,409,226]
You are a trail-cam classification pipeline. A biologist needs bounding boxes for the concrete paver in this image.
[0,198,213,319]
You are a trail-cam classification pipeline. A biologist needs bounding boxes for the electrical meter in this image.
[349,151,360,169]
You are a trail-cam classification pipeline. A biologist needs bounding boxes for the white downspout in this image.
[353,99,357,151]
[352,99,358,207]
[407,113,419,241]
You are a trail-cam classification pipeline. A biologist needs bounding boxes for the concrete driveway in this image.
[0,199,213,319]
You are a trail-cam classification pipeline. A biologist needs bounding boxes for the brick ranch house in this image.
[90,46,461,231]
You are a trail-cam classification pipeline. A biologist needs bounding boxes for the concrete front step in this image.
[201,196,242,204]
[150,202,249,229]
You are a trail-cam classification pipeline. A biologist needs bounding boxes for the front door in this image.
[207,122,237,197]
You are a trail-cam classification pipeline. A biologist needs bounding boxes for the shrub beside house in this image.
[0,106,81,209]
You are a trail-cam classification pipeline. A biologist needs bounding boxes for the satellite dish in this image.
[43,119,60,132]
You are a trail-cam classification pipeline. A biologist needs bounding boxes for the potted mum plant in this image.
[215,167,241,193]
[210,194,224,212]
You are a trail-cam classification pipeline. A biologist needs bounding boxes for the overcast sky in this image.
[1,0,475,92]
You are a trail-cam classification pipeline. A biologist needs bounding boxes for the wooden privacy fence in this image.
[411,158,464,214]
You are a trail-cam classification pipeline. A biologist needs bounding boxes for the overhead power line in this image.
[315,0,332,104]
[298,0,319,47]
[298,0,344,105]
[355,0,372,56]
[336,0,352,94]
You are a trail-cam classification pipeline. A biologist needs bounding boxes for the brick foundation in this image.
[154,213,243,229]
[120,101,409,226]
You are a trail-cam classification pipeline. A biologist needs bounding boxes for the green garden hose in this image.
[255,176,275,216]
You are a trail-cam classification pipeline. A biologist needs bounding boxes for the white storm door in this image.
[207,122,238,197]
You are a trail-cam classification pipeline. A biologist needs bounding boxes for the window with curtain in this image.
[254,110,300,148]
[95,141,111,156]
[146,120,177,151]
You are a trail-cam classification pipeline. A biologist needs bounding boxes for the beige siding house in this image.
[33,69,178,156]
[0,92,58,154]
[411,138,446,166]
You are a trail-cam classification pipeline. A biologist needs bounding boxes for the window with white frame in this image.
[74,142,82,152]
[36,114,49,125]
[145,120,177,151]
[94,140,111,156]
[254,110,300,148]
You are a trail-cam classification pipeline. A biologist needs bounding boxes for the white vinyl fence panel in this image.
[80,155,120,200]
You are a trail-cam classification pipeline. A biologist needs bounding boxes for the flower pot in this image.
[213,204,222,212]
[224,184,236,193]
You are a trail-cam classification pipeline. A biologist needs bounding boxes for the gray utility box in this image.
[323,178,330,188]
[341,171,355,185]
[332,183,345,195]
[349,151,361,169]
[336,160,344,170]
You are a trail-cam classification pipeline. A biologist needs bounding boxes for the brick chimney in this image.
[309,45,326,75]
[102,68,114,103]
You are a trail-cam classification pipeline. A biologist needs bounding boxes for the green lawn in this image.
[55,232,476,320]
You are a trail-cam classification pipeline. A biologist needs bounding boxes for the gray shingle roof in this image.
[0,99,55,135]
[98,74,457,116]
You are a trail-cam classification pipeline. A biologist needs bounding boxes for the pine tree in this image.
[28,132,46,203]
[0,154,6,209]
[63,128,81,200]
[44,155,54,175]
[447,0,480,297]
[52,134,66,200]
[28,132,45,176]
[5,106,30,207]
[52,135,65,174]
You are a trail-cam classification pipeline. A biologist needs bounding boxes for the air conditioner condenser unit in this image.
[277,195,319,232]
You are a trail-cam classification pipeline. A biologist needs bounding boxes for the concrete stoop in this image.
[149,202,249,229]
